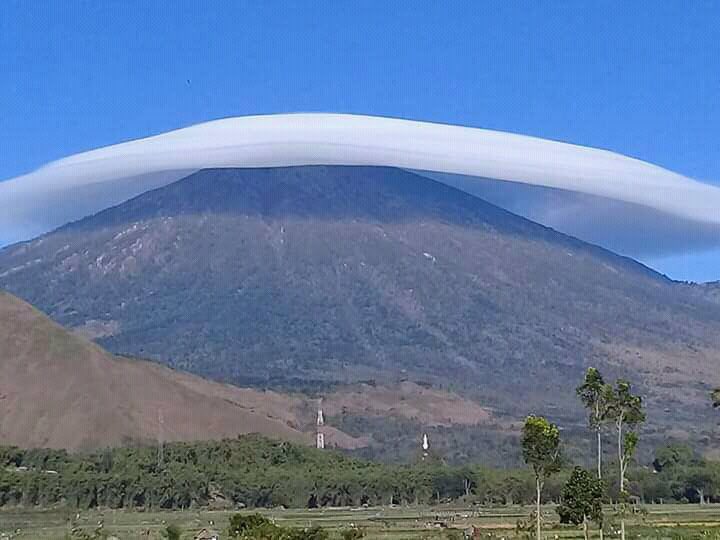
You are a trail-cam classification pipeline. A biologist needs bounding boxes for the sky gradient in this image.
[1,1,719,280]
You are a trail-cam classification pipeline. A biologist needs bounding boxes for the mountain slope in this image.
[0,290,323,450]
[703,281,720,304]
[1,290,496,455]
[1,166,719,441]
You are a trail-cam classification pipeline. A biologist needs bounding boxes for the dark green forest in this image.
[1,436,718,511]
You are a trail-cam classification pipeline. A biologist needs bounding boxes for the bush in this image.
[227,513,275,537]
[161,524,183,540]
[340,527,366,540]
[227,513,328,540]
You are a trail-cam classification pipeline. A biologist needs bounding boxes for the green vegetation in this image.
[4,504,720,539]
[576,367,610,481]
[227,513,329,539]
[640,443,720,504]
[557,467,604,540]
[0,435,548,511]
[521,415,562,540]
[605,380,645,497]
[2,434,717,513]
[160,523,183,540]
[605,378,645,540]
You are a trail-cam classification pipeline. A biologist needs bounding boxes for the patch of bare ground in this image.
[322,381,493,427]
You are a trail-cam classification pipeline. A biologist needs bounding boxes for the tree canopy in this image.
[576,367,609,429]
[522,416,562,481]
[557,467,604,527]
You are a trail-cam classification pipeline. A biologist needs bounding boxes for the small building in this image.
[194,529,220,540]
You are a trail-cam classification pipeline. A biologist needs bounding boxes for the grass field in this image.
[2,504,720,539]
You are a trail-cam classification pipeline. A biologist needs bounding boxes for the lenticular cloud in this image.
[1,113,719,245]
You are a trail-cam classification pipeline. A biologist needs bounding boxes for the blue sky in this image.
[1,1,719,280]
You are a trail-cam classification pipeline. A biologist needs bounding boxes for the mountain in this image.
[1,166,719,453]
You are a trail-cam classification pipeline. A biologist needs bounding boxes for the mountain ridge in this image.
[1,166,718,454]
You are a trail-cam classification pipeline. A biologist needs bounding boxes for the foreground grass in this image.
[2,504,720,539]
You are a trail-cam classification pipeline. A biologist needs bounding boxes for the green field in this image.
[3,504,720,539]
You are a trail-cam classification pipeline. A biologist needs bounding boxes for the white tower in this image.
[422,433,429,458]
[316,401,325,450]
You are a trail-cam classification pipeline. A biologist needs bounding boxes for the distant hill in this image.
[1,166,719,453]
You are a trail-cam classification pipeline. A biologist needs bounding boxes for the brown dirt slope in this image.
[323,381,493,427]
[0,290,314,450]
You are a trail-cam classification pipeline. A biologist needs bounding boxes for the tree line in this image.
[3,435,564,510]
[0,437,717,514]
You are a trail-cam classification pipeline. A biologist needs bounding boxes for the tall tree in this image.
[557,467,604,540]
[685,466,715,505]
[605,380,645,540]
[522,415,562,540]
[577,367,610,480]
[577,368,610,540]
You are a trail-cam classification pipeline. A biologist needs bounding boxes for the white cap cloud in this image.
[1,113,719,247]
